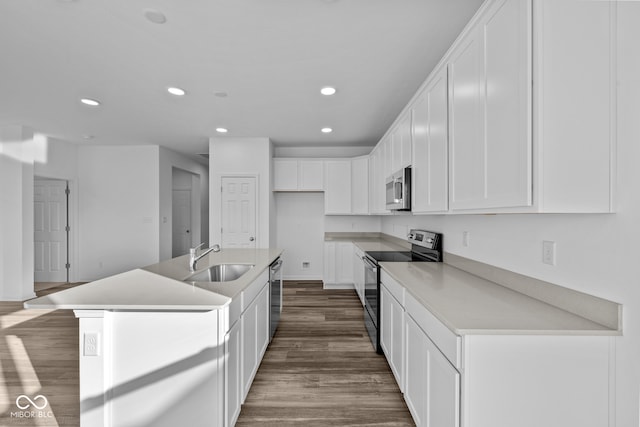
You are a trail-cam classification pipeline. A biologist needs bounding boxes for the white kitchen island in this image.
[25,248,283,427]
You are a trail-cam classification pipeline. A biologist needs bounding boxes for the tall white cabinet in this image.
[448,0,532,211]
[412,67,449,213]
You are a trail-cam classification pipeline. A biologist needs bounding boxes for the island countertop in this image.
[25,248,283,310]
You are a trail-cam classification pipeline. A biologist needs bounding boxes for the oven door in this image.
[362,255,380,352]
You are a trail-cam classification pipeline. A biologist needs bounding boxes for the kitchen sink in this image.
[185,264,254,282]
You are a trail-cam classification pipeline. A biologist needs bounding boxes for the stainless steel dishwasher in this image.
[269,258,283,340]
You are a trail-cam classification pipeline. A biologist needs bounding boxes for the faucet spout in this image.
[189,243,221,272]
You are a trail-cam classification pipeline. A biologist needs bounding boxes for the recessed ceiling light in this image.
[321,127,333,133]
[320,87,337,96]
[80,98,101,107]
[216,128,228,133]
[167,87,186,96]
[144,9,167,24]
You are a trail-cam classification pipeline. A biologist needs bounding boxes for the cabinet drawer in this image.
[380,270,405,306]
[242,270,269,312]
[405,292,461,369]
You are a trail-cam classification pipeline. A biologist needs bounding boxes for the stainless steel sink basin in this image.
[186,264,254,282]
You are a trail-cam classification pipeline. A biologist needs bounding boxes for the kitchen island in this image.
[25,248,283,427]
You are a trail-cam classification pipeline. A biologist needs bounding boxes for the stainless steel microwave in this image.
[385,167,411,211]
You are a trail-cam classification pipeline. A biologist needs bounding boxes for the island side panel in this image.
[75,309,225,427]
[74,310,109,426]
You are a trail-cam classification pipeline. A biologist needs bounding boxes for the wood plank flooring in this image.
[236,281,415,427]
[0,281,413,426]
[0,283,80,426]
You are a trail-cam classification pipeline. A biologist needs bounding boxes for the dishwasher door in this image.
[269,258,283,340]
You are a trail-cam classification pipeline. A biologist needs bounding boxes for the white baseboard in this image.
[282,275,323,281]
[322,282,355,290]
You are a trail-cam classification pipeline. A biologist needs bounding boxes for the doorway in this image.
[34,178,69,288]
[221,176,257,248]
[172,168,201,257]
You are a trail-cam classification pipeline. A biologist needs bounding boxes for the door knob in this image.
[249,237,255,241]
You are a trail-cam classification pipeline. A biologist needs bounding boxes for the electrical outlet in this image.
[462,231,470,247]
[302,262,310,269]
[84,332,100,356]
[542,241,556,265]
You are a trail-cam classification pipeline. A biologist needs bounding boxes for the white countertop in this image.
[381,262,618,336]
[25,248,283,311]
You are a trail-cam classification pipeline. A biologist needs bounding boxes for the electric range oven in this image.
[362,229,442,353]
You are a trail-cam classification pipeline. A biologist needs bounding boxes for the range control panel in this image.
[407,229,441,250]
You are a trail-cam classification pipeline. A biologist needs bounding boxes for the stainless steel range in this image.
[362,229,443,353]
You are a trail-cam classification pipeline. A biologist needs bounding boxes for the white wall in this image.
[382,8,640,424]
[274,145,372,158]
[275,193,325,280]
[209,137,272,248]
[325,215,382,232]
[159,148,209,261]
[0,126,36,300]
[33,137,78,180]
[77,145,160,280]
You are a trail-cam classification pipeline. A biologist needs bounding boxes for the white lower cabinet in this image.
[225,319,242,427]
[380,269,613,427]
[352,247,365,306]
[380,283,404,391]
[405,314,460,427]
[241,282,269,401]
[323,241,354,288]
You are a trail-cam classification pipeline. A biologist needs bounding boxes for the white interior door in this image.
[172,189,192,257]
[34,179,68,282]
[221,176,257,248]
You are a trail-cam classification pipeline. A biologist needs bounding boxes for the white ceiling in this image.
[0,0,483,157]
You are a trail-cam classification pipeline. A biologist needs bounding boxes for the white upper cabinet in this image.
[391,114,412,172]
[273,159,324,191]
[371,0,615,214]
[533,0,615,212]
[351,156,369,215]
[449,0,532,211]
[412,66,449,213]
[324,160,352,215]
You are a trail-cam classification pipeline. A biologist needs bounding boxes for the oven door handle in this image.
[362,256,378,271]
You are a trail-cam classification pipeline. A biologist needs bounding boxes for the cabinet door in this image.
[482,0,532,208]
[449,0,531,211]
[225,320,241,427]
[241,299,258,401]
[380,284,404,391]
[299,160,324,191]
[368,149,383,214]
[273,159,299,191]
[323,242,336,285]
[324,160,352,214]
[335,242,354,284]
[396,113,412,170]
[448,26,485,210]
[256,284,270,358]
[412,68,449,213]
[351,157,369,214]
[405,315,460,427]
[353,249,365,306]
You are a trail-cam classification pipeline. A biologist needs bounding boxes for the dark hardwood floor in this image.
[236,281,415,427]
[0,281,413,426]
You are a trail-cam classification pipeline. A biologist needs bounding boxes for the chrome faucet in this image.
[189,242,221,272]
